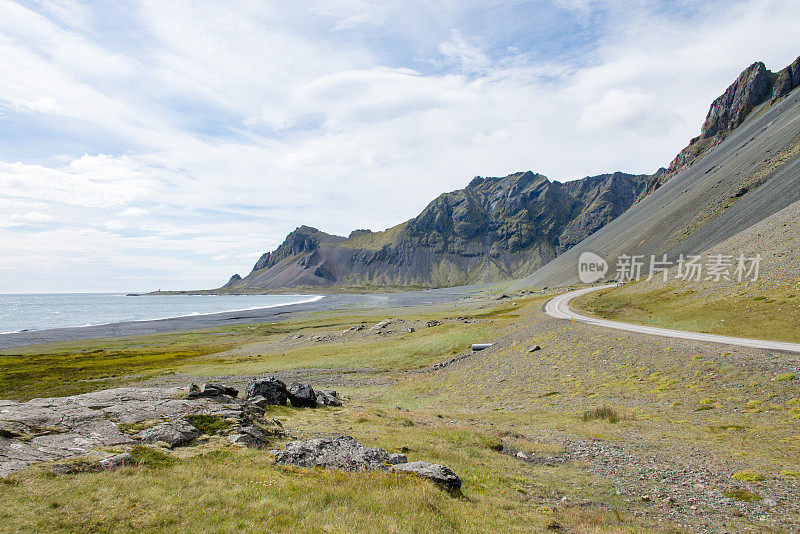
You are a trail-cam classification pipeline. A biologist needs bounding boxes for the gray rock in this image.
[391,461,462,489]
[246,395,270,409]
[425,320,441,328]
[244,376,288,405]
[288,383,317,408]
[187,383,202,398]
[0,386,276,476]
[387,453,407,465]
[137,419,199,448]
[273,436,390,471]
[315,390,343,407]
[99,452,133,469]
[370,320,392,331]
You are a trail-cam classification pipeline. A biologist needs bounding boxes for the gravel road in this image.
[545,285,800,353]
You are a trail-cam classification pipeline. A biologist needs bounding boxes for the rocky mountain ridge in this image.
[640,55,800,198]
[224,171,648,289]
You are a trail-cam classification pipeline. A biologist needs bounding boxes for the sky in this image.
[1,0,798,293]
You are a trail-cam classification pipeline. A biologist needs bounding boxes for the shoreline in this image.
[0,286,486,350]
[0,295,325,335]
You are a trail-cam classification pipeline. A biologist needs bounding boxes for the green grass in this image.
[185,415,232,435]
[2,293,797,531]
[185,305,524,377]
[0,331,239,400]
[731,470,765,482]
[581,406,621,423]
[129,446,177,468]
[0,302,524,401]
[0,404,645,533]
[723,488,762,502]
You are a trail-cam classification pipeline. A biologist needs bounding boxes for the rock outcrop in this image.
[273,435,391,471]
[391,461,462,489]
[271,435,461,488]
[211,56,800,292]
[641,56,800,198]
[245,376,289,405]
[244,376,342,408]
[0,386,284,477]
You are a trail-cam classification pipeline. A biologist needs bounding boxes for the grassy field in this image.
[0,304,517,401]
[575,285,800,343]
[1,294,798,532]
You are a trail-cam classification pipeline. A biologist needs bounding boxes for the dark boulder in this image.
[244,376,288,405]
[288,382,317,408]
[200,383,239,397]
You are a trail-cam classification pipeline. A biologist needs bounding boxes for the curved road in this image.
[545,285,800,354]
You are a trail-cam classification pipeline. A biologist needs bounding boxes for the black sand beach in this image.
[0,286,485,349]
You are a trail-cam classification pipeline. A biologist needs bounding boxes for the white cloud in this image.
[438,30,491,73]
[578,89,683,134]
[12,96,62,114]
[0,155,164,209]
[120,207,149,217]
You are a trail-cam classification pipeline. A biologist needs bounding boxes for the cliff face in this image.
[223,171,648,290]
[640,56,800,198]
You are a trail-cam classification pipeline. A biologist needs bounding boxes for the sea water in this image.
[0,293,322,333]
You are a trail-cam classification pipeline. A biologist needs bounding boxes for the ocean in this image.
[0,293,322,333]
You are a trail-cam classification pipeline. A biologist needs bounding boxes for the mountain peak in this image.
[640,55,800,199]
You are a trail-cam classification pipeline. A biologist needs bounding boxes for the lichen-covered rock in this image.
[391,461,462,489]
[244,376,288,405]
[272,436,389,471]
[387,453,407,465]
[287,383,316,408]
[137,419,199,448]
[0,420,31,439]
[0,386,281,476]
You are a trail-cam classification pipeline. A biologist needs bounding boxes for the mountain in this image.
[224,56,800,292]
[511,58,800,290]
[640,56,800,198]
[223,171,648,290]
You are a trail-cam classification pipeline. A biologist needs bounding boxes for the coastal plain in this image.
[1,290,798,533]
